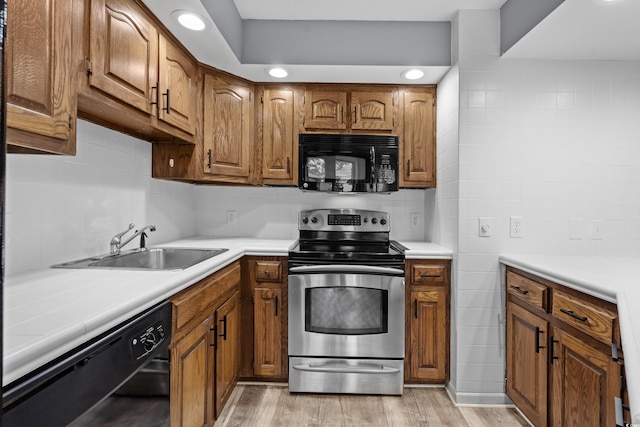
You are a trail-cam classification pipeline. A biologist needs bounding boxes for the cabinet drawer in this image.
[410,263,448,286]
[552,290,616,345]
[506,271,549,311]
[254,261,282,282]
[171,262,241,336]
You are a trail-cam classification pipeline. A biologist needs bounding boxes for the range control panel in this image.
[299,209,390,232]
[130,320,167,360]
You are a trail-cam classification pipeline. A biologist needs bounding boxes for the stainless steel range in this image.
[288,209,405,395]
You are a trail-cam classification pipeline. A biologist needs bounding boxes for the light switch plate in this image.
[569,218,583,240]
[479,217,492,237]
[591,220,604,240]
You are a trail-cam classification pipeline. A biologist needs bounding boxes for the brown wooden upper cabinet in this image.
[203,73,254,181]
[399,88,436,188]
[80,0,198,142]
[260,88,296,185]
[6,0,77,154]
[303,89,394,131]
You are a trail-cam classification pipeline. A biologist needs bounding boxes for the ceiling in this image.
[141,0,640,85]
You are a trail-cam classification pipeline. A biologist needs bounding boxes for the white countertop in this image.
[3,237,451,387]
[500,254,640,424]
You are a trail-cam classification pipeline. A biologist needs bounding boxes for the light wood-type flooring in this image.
[71,384,529,426]
[216,385,529,427]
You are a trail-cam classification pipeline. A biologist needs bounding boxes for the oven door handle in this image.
[292,363,400,375]
[289,265,405,276]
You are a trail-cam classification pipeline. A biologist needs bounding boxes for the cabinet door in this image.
[215,291,240,418]
[409,289,448,382]
[351,91,394,130]
[400,90,436,188]
[303,90,347,130]
[254,288,282,377]
[204,74,253,177]
[550,327,619,427]
[158,35,197,135]
[6,0,75,154]
[170,315,215,427]
[88,0,158,115]
[506,302,548,427]
[262,89,295,183]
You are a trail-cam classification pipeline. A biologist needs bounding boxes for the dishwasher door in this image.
[2,301,172,427]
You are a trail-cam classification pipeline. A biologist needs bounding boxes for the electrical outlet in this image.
[410,213,420,228]
[479,217,492,237]
[227,210,237,224]
[591,220,604,240]
[510,216,524,238]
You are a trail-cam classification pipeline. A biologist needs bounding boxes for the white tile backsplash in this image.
[447,9,640,403]
[5,120,196,275]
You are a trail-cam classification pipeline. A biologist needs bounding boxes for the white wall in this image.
[5,120,196,275]
[450,10,640,404]
[5,119,428,276]
[194,186,426,242]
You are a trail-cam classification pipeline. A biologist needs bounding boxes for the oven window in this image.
[305,156,366,182]
[305,287,388,335]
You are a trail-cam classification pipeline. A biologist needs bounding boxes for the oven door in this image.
[288,265,405,359]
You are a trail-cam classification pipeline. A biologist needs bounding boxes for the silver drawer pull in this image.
[293,364,400,375]
[560,308,588,323]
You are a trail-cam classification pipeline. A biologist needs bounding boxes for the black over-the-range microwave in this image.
[298,133,399,193]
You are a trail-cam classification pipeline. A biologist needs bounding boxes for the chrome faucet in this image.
[110,223,157,255]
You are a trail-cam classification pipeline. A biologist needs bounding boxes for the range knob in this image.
[371,218,378,225]
[311,217,318,224]
[302,217,309,224]
[380,218,387,225]
[363,217,369,223]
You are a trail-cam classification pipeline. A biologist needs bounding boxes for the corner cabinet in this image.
[79,0,199,143]
[505,267,627,427]
[405,259,450,383]
[169,262,241,426]
[6,0,76,154]
[203,72,255,182]
[399,88,436,188]
[240,256,288,381]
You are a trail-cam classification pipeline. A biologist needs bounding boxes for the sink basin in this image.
[53,248,229,270]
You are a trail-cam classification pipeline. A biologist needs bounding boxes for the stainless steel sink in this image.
[53,247,229,270]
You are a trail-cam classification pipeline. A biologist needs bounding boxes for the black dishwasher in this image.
[2,301,172,427]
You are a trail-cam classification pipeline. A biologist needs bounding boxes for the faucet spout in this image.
[110,224,156,255]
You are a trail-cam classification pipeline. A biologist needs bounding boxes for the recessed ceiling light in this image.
[267,67,288,78]
[172,10,206,31]
[402,69,424,80]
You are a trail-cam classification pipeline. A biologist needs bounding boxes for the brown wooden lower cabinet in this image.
[214,291,241,418]
[240,256,288,381]
[405,259,451,384]
[170,315,214,427]
[550,327,619,427]
[253,288,283,377]
[506,301,548,427]
[169,262,241,426]
[505,266,627,427]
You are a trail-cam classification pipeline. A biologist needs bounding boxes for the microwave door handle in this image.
[370,146,376,182]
